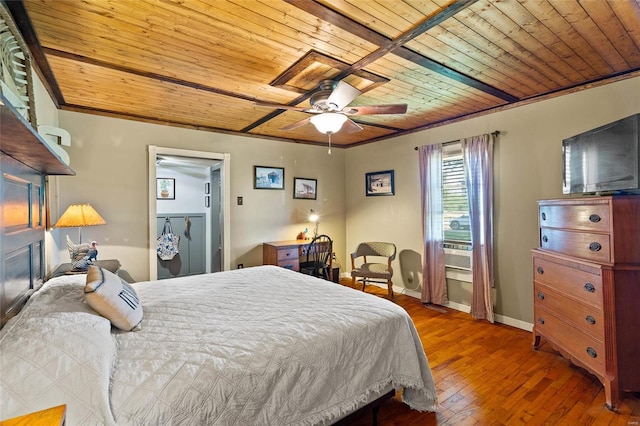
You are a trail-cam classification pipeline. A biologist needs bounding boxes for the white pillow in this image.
[85,266,143,331]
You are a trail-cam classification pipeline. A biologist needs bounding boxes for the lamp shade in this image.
[54,204,106,228]
[309,113,348,134]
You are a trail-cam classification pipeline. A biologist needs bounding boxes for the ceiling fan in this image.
[254,80,408,135]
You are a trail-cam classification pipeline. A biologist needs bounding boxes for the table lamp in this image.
[309,209,319,238]
[54,203,106,243]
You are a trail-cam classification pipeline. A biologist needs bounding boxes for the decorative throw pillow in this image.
[85,266,143,331]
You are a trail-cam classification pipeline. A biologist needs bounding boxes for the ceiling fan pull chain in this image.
[328,132,332,155]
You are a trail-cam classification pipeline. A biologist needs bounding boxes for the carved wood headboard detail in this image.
[0,3,36,127]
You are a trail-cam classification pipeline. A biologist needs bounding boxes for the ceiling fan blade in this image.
[327,81,361,111]
[342,104,408,116]
[254,102,311,113]
[342,118,363,134]
[280,117,311,131]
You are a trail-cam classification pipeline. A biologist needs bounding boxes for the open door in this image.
[148,146,230,281]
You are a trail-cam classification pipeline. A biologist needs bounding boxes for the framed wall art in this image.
[293,177,317,200]
[365,170,395,196]
[156,178,175,199]
[254,166,284,190]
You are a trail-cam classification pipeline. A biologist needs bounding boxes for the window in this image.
[442,142,471,243]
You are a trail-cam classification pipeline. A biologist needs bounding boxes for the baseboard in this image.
[494,314,533,332]
[390,284,533,332]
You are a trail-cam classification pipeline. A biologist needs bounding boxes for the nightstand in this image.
[48,259,121,280]
[0,404,66,426]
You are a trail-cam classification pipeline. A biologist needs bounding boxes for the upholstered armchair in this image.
[350,242,397,299]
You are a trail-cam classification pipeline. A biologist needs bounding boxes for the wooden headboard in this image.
[0,3,74,327]
[0,151,46,327]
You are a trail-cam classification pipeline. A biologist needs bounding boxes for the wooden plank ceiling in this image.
[9,0,640,148]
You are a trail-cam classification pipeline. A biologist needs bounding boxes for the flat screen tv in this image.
[562,113,640,195]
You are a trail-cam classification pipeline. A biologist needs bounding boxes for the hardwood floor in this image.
[338,279,640,425]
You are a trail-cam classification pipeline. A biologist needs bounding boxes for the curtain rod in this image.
[414,130,501,150]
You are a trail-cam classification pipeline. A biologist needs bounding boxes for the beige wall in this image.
[53,112,346,282]
[344,76,640,324]
[47,76,639,324]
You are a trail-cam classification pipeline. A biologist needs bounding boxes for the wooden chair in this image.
[350,242,397,299]
[299,234,333,281]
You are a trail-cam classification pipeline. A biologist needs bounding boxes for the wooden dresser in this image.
[532,196,640,409]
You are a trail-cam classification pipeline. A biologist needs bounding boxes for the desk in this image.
[263,240,337,281]
[48,259,121,280]
[263,240,308,271]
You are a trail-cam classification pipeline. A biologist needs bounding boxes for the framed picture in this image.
[205,196,210,207]
[254,166,285,190]
[157,178,175,199]
[365,170,395,196]
[205,182,210,194]
[293,177,317,200]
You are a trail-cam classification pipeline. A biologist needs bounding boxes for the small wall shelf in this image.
[0,93,74,176]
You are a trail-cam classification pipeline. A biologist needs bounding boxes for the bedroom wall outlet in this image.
[237,263,244,269]
[237,196,243,205]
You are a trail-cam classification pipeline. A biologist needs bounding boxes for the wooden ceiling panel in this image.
[365,54,507,108]
[9,0,640,148]
[47,56,266,131]
[316,0,437,40]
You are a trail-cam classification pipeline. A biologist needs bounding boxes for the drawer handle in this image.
[586,315,596,325]
[541,212,547,221]
[537,266,544,275]
[542,235,548,243]
[537,318,545,325]
[589,214,601,223]
[584,282,596,293]
[589,242,602,252]
[586,347,597,358]
[537,292,545,300]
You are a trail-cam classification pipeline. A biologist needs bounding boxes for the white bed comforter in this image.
[1,266,436,425]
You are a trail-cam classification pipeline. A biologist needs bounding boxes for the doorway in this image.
[148,146,230,280]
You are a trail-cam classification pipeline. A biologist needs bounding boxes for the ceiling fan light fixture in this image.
[310,113,348,134]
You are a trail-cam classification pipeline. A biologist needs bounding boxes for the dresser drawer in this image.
[532,255,603,308]
[534,282,604,339]
[539,228,611,263]
[278,259,299,271]
[277,248,299,261]
[539,203,610,232]
[534,306,605,376]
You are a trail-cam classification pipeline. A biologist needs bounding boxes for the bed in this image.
[0,265,437,425]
